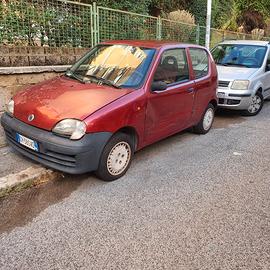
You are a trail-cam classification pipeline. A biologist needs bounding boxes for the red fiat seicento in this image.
[1,40,217,181]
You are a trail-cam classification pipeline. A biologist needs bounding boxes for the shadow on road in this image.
[0,175,93,234]
[213,109,246,129]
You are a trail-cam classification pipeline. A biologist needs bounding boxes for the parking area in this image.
[0,102,270,269]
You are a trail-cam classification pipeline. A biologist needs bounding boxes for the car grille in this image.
[218,98,240,105]
[5,129,76,168]
[218,81,230,88]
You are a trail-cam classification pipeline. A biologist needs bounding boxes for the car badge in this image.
[28,114,35,122]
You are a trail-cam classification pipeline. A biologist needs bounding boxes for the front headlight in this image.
[6,99,14,116]
[52,119,86,140]
[231,80,250,90]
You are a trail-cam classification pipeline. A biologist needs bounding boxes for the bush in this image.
[167,9,195,25]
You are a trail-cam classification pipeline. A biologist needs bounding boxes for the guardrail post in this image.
[156,16,162,40]
[196,24,200,45]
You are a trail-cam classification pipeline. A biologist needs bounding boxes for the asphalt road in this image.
[1,103,270,270]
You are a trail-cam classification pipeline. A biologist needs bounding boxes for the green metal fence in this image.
[0,0,93,47]
[97,6,158,42]
[160,19,198,44]
[0,0,269,50]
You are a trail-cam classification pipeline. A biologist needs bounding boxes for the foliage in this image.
[167,9,195,25]
[220,1,240,31]
[265,19,270,36]
[187,0,207,26]
[234,0,270,17]
[217,0,270,32]
[211,0,233,29]
[149,0,188,16]
[237,10,265,33]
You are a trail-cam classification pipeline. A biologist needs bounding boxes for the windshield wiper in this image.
[219,63,250,68]
[84,74,121,89]
[65,71,85,83]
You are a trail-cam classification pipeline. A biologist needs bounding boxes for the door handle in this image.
[187,87,195,93]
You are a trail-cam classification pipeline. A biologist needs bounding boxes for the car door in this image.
[144,48,195,144]
[188,47,212,121]
[261,49,270,98]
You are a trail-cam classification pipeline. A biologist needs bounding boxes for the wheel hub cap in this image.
[203,108,214,131]
[248,95,261,113]
[107,142,131,176]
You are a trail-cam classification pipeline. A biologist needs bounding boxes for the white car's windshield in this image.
[211,44,267,68]
[67,44,156,88]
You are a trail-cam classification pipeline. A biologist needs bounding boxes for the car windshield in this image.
[211,44,267,68]
[66,44,156,88]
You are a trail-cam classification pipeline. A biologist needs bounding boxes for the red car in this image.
[1,40,217,181]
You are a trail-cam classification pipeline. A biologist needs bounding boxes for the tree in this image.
[187,0,207,26]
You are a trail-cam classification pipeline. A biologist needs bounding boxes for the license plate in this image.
[16,133,39,152]
[218,92,226,98]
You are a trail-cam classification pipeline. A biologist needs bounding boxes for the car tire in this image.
[95,132,134,181]
[242,92,264,116]
[193,103,215,134]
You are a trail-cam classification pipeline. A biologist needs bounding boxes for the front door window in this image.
[153,48,189,85]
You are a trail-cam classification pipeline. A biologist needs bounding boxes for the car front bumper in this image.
[1,113,112,174]
[217,88,252,110]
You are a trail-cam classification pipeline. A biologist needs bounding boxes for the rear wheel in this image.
[95,132,134,181]
[193,104,215,134]
[242,92,263,116]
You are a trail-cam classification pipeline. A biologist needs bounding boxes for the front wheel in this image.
[95,133,134,181]
[193,104,215,134]
[242,92,263,116]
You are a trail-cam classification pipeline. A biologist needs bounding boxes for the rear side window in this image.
[153,48,189,85]
[189,48,209,79]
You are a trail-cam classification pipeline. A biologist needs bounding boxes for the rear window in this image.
[189,48,209,79]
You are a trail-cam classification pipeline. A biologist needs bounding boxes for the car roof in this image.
[219,40,270,46]
[100,39,206,49]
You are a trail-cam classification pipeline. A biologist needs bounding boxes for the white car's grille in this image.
[218,81,230,87]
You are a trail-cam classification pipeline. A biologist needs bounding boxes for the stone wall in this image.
[0,46,89,67]
[0,66,70,113]
[0,45,90,111]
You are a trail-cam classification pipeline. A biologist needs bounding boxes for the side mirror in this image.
[266,64,270,72]
[151,81,167,92]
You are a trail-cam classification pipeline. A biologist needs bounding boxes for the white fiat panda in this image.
[211,40,270,116]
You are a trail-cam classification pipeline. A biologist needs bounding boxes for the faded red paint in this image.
[13,40,217,150]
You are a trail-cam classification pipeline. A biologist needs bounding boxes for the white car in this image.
[211,40,270,116]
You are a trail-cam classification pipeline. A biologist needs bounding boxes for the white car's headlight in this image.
[52,119,86,140]
[231,80,249,90]
[6,99,14,116]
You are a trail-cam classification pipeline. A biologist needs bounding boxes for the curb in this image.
[0,166,61,198]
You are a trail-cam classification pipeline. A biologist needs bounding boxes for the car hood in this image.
[217,65,258,81]
[14,76,131,130]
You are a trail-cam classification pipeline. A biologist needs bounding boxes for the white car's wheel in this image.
[243,92,263,116]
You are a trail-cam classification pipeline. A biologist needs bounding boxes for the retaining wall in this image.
[0,66,72,113]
